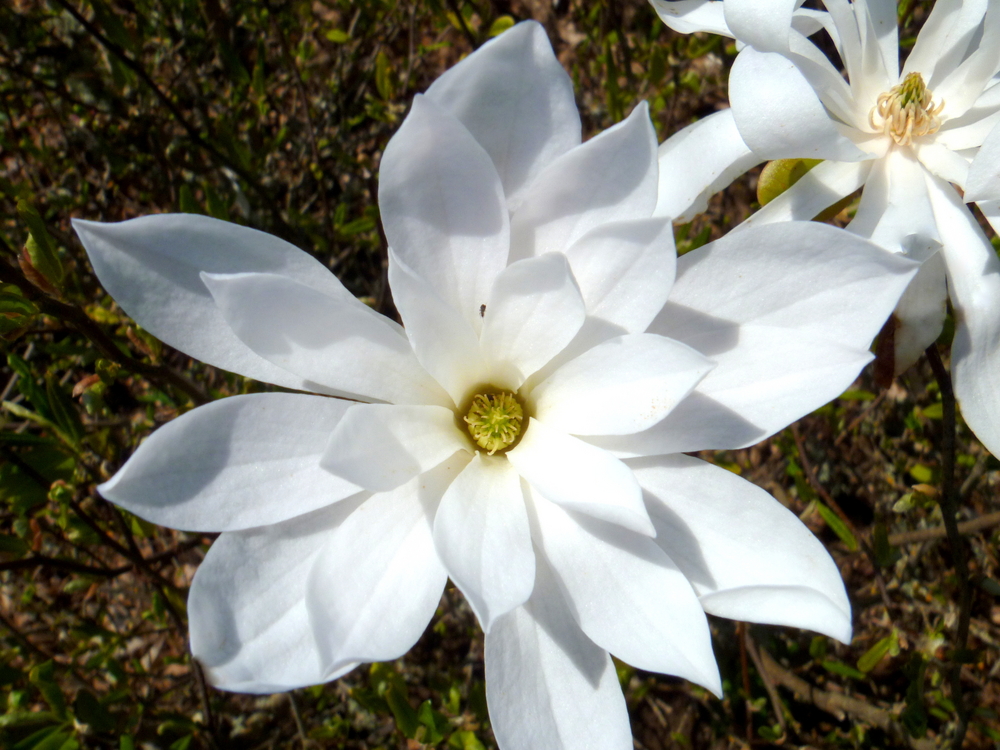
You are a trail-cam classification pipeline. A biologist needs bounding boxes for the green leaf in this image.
[8,353,53,422]
[901,654,928,738]
[17,200,63,286]
[909,463,934,483]
[29,661,67,719]
[0,291,38,317]
[384,679,419,738]
[374,51,395,100]
[13,726,65,750]
[921,402,943,419]
[45,375,83,447]
[448,730,486,750]
[73,690,115,733]
[0,534,29,555]
[119,736,135,750]
[488,15,515,37]
[325,28,350,43]
[815,501,858,551]
[821,659,867,681]
[416,700,447,744]
[857,630,898,673]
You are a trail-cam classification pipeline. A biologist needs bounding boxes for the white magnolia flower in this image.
[73,22,916,750]
[652,0,1000,456]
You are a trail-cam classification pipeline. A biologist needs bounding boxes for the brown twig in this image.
[888,510,1000,546]
[758,648,934,750]
[792,423,857,535]
[744,629,788,737]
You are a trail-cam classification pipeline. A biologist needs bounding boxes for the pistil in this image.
[464,391,523,454]
[869,72,944,146]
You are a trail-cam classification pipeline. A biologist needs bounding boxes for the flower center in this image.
[869,72,944,146]
[464,391,523,454]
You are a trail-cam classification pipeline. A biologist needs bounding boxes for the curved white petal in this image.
[509,102,659,261]
[632,454,852,643]
[307,459,465,673]
[387,250,488,402]
[321,404,469,492]
[201,271,449,406]
[433,454,534,631]
[486,557,631,750]
[655,108,763,222]
[425,21,581,210]
[189,496,366,693]
[563,218,677,334]
[964,119,1000,202]
[928,179,1000,458]
[723,0,796,52]
[649,0,732,37]
[892,250,948,375]
[904,0,989,90]
[100,393,361,531]
[479,253,586,389]
[913,142,970,189]
[72,215,357,390]
[531,333,713,436]
[508,418,653,536]
[593,221,918,454]
[740,159,872,229]
[379,95,509,332]
[932,4,1000,118]
[529,493,721,695]
[730,48,869,162]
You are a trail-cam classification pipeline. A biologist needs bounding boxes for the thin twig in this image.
[744,630,788,737]
[924,343,972,749]
[888,510,1000,546]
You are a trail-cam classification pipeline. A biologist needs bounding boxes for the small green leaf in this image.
[45,375,83,447]
[857,630,898,673]
[921,402,943,419]
[17,200,63,286]
[29,662,66,719]
[488,15,515,37]
[384,679,419,738]
[448,730,486,750]
[325,28,350,43]
[909,464,934,483]
[815,501,858,551]
[375,51,395,100]
[119,736,135,750]
[73,690,115,733]
[821,659,867,681]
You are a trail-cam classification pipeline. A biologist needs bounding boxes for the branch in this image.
[888,511,1000,546]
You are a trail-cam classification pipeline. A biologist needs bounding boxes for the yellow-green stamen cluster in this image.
[464,392,523,454]
[869,72,944,146]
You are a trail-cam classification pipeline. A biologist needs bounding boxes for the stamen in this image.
[869,72,944,146]
[464,391,523,454]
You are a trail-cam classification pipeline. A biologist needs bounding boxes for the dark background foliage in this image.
[1,0,998,747]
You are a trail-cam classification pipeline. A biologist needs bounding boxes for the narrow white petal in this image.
[72,215,359,390]
[201,271,449,406]
[655,108,763,222]
[563,218,677,333]
[964,120,1000,202]
[632,454,852,643]
[932,5,1000,118]
[307,459,466,672]
[532,333,714,435]
[509,418,653,536]
[189,496,366,693]
[426,21,581,210]
[479,253,586,388]
[509,102,658,261]
[903,0,989,89]
[433,455,534,631]
[739,159,872,230]
[913,142,970,189]
[649,0,732,37]
[387,251,488,402]
[486,558,631,750]
[892,250,948,375]
[379,96,509,332]
[321,404,469,492]
[530,493,722,695]
[730,48,869,161]
[99,393,361,531]
[723,0,797,52]
[863,0,900,81]
[928,179,1000,458]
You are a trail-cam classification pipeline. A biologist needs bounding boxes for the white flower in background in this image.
[73,21,916,750]
[652,0,1000,457]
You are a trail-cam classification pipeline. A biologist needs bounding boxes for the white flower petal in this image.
[935,83,1000,151]
[307,459,466,672]
[723,0,796,52]
[485,558,631,750]
[592,221,917,454]
[654,108,763,222]
[741,159,872,229]
[433,454,534,631]
[509,102,658,261]
[425,21,581,210]
[189,496,366,693]
[730,48,869,161]
[201,271,449,406]
[532,333,713,436]
[932,5,1000,117]
[479,253,586,388]
[529,493,721,695]
[892,250,948,375]
[387,250,488,402]
[99,393,360,531]
[508,418,653,536]
[928,179,1000,458]
[563,218,677,333]
[632,454,852,643]
[862,0,901,81]
[649,0,732,37]
[964,120,1000,202]
[72,215,356,390]
[321,404,469,492]
[903,0,989,89]
[912,142,970,189]
[379,95,509,332]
